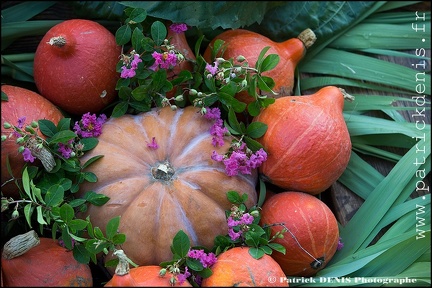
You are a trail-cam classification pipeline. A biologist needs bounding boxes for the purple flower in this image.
[22,148,35,163]
[58,139,74,159]
[228,228,242,241]
[241,213,254,225]
[149,51,178,71]
[147,137,158,149]
[74,113,107,138]
[247,148,267,169]
[170,23,188,33]
[227,216,241,228]
[209,120,228,147]
[120,53,142,79]
[13,116,26,137]
[176,267,191,285]
[203,107,221,121]
[205,61,218,76]
[337,237,344,250]
[187,249,217,268]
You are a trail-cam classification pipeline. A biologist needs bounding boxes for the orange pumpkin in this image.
[252,86,353,194]
[259,191,340,276]
[33,19,121,115]
[201,247,288,287]
[1,85,64,198]
[1,231,93,287]
[77,106,258,269]
[203,28,316,104]
[105,250,191,287]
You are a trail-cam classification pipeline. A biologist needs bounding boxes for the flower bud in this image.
[11,209,19,220]
[25,126,36,134]
[169,276,176,285]
[215,57,225,63]
[197,92,203,97]
[241,79,248,88]
[170,105,177,111]
[30,121,39,128]
[236,55,246,62]
[18,146,25,153]
[173,267,180,274]
[3,122,12,129]
[16,137,25,144]
[250,210,260,218]
[1,135,7,142]
[1,199,9,212]
[188,89,198,96]
[159,268,167,277]
[175,95,184,102]
[70,152,76,158]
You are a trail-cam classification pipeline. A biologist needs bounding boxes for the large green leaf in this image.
[118,1,283,29]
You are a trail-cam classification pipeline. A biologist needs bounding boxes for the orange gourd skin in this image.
[77,106,258,269]
[259,192,340,277]
[203,29,306,104]
[104,265,192,287]
[253,86,352,195]
[33,19,121,115]
[1,238,93,287]
[1,85,64,198]
[201,247,288,287]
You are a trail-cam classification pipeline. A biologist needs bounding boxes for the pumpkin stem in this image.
[47,36,67,47]
[113,250,131,276]
[152,162,175,181]
[297,28,317,50]
[339,88,355,102]
[2,230,40,260]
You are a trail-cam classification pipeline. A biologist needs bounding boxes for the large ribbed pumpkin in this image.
[252,86,352,195]
[259,192,340,277]
[77,106,258,268]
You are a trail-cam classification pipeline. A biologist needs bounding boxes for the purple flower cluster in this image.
[13,116,26,137]
[22,148,35,163]
[337,237,344,250]
[73,112,107,138]
[227,212,255,241]
[203,107,228,147]
[187,249,217,268]
[176,267,190,285]
[149,51,178,71]
[205,61,219,76]
[120,53,142,79]
[170,23,188,34]
[58,139,74,158]
[212,143,267,177]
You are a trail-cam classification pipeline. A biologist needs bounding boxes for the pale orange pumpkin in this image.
[1,231,93,287]
[252,86,353,194]
[77,106,258,269]
[203,28,316,104]
[201,247,288,287]
[259,191,340,277]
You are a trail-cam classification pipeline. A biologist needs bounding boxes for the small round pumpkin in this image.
[33,19,121,115]
[259,191,340,277]
[1,231,93,287]
[105,250,192,287]
[201,247,288,287]
[203,28,316,104]
[77,106,258,269]
[1,85,64,198]
[252,86,353,194]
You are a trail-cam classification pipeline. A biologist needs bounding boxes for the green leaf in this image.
[60,203,75,224]
[44,184,64,207]
[80,138,99,152]
[82,155,104,169]
[267,242,286,254]
[112,233,127,245]
[36,206,47,225]
[246,121,267,138]
[68,219,89,232]
[172,230,190,258]
[106,216,121,240]
[248,247,265,259]
[259,54,279,73]
[73,243,91,264]
[128,7,147,23]
[38,119,58,137]
[186,258,204,271]
[83,191,110,206]
[115,24,132,46]
[24,203,33,228]
[111,101,129,117]
[48,130,77,145]
[22,167,32,201]
[83,172,98,183]
[226,191,243,205]
[243,136,265,152]
[150,20,167,46]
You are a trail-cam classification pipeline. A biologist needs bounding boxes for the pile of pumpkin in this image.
[1,18,353,287]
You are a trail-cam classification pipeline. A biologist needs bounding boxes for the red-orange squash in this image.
[105,250,191,287]
[259,191,340,277]
[33,19,121,115]
[252,86,353,194]
[203,28,316,104]
[77,106,258,269]
[1,231,93,287]
[201,247,288,287]
[1,85,64,198]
